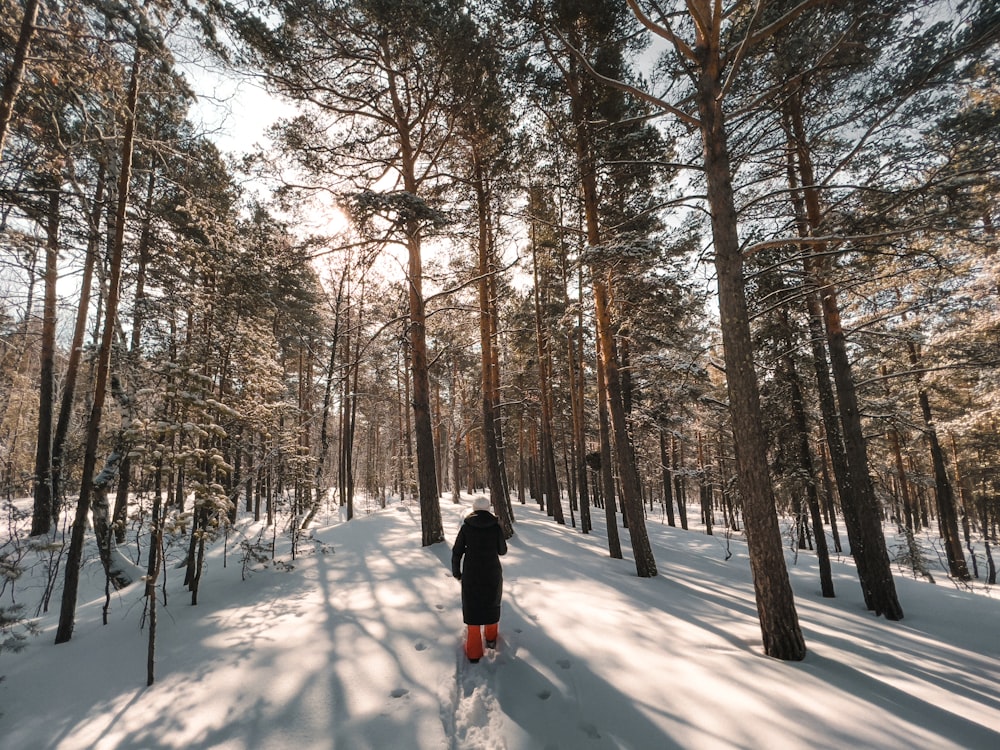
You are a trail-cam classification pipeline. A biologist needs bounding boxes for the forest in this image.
[1,0,998,665]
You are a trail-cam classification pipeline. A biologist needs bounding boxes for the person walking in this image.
[451,495,508,662]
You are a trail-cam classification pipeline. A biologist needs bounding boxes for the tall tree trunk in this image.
[673,435,688,531]
[30,184,60,536]
[810,205,903,619]
[567,70,655,574]
[516,413,527,504]
[596,352,622,559]
[0,0,40,161]
[402,333,416,501]
[571,264,591,533]
[346,299,362,520]
[113,169,156,543]
[908,342,969,580]
[694,40,804,658]
[405,221,443,545]
[475,155,513,536]
[781,105,854,566]
[568,315,591,532]
[434,377,446,498]
[52,166,105,515]
[889,427,916,532]
[307,266,346,526]
[950,434,979,579]
[451,423,462,504]
[788,93,903,620]
[384,43,442,545]
[487,267,513,518]
[978,492,997,584]
[594,274,654,575]
[779,311,834,597]
[339,290,353,518]
[145,460,163,686]
[659,429,676,527]
[530,224,564,525]
[56,48,142,644]
[697,432,713,536]
[882,365,916,532]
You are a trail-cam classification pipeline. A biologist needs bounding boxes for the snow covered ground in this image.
[2,495,999,749]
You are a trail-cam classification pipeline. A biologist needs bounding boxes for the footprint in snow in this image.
[557,658,571,670]
[414,642,427,651]
[390,688,409,698]
[537,689,551,700]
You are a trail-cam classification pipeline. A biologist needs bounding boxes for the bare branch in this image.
[743,227,942,257]
[683,0,711,43]
[626,0,698,61]
[857,363,1000,388]
[719,0,765,99]
[550,24,701,128]
[743,0,837,49]
[425,255,521,306]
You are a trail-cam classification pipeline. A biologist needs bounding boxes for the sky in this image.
[1,492,998,749]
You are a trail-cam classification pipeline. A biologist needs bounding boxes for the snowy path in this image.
[449,637,508,749]
[445,570,657,750]
[3,497,1000,749]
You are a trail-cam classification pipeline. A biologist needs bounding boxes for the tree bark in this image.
[908,343,969,580]
[882,365,916,532]
[812,229,903,619]
[950,434,979,579]
[385,52,443,545]
[402,334,416,501]
[113,169,156,543]
[595,352,623,559]
[788,93,903,620]
[52,166,104,511]
[530,223,565,525]
[145,460,163,686]
[779,313,835,597]
[56,48,142,644]
[475,154,514,536]
[698,432,713,535]
[673,435,688,530]
[566,63,655,574]
[30,185,60,536]
[568,304,591,533]
[406,222,443,545]
[486,268,513,520]
[693,30,805,657]
[307,266,346,527]
[595,279,654,573]
[0,0,40,162]
[346,300,362,519]
[659,429,676,527]
[780,103,856,566]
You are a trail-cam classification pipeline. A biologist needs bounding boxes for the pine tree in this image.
[522,0,660,576]
[221,0,495,546]
[605,0,809,657]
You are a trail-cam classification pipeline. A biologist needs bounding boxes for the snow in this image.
[2,497,999,750]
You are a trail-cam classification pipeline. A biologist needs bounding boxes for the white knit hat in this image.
[472,496,491,512]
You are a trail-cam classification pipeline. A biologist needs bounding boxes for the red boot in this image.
[484,623,498,650]
[465,625,484,662]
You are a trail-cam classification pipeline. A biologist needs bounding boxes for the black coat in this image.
[451,510,508,625]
